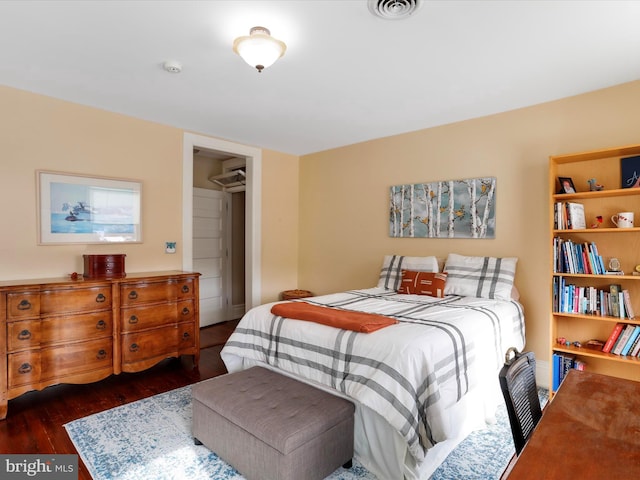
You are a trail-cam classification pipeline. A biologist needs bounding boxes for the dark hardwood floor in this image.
[0,319,239,480]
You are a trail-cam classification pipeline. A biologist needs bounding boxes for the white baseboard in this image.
[229,303,245,320]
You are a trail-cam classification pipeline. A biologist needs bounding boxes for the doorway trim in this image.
[182,132,262,309]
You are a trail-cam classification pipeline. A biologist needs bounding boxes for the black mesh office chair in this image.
[499,347,543,455]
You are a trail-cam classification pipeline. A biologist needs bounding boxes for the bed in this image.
[220,254,525,479]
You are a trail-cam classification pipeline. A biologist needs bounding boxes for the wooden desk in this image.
[507,369,640,479]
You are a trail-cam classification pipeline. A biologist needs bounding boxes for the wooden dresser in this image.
[0,270,200,419]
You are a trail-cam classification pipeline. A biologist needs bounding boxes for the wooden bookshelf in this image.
[549,144,640,394]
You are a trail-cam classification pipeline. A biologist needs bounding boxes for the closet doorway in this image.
[182,133,262,328]
[192,151,245,326]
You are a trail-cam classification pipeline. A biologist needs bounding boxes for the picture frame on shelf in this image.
[558,176,577,194]
[620,155,640,188]
[37,170,142,244]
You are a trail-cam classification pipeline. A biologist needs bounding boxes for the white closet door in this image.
[193,188,226,326]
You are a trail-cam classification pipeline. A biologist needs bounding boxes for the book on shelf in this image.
[552,352,579,391]
[562,353,576,377]
[602,323,625,353]
[553,238,605,274]
[565,202,586,230]
[552,353,562,391]
[555,202,566,230]
[623,290,635,319]
[609,284,622,318]
[612,324,634,355]
[631,331,640,357]
[552,280,636,318]
[590,242,605,273]
[620,325,640,356]
[583,242,596,274]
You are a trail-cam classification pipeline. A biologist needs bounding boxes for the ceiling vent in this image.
[368,0,421,20]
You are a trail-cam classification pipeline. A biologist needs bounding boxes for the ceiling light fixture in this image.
[233,26,286,73]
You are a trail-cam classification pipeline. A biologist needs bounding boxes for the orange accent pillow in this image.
[397,271,447,297]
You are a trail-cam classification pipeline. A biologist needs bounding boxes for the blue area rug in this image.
[431,387,548,480]
[64,384,548,480]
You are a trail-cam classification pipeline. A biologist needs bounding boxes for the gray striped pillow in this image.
[377,255,439,290]
[443,253,517,301]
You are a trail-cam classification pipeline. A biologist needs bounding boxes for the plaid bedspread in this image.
[220,287,525,462]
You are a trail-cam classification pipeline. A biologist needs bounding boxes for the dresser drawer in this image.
[176,278,196,300]
[7,292,41,320]
[120,281,176,306]
[7,351,41,388]
[41,312,112,344]
[177,322,196,349]
[177,300,195,322]
[121,325,178,364]
[120,303,178,332]
[40,286,111,314]
[7,320,41,352]
[40,338,113,382]
[8,338,113,389]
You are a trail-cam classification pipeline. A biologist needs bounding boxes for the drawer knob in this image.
[96,319,107,330]
[96,293,107,303]
[18,329,32,340]
[17,299,32,311]
[182,332,190,339]
[18,363,32,374]
[129,343,139,352]
[182,285,190,293]
[129,315,138,324]
[128,291,138,300]
[181,307,190,316]
[96,349,107,360]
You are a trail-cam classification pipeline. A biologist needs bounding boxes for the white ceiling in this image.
[1,1,640,156]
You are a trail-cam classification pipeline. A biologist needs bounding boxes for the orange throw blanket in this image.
[271,301,399,333]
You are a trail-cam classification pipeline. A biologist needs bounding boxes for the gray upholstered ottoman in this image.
[192,366,355,480]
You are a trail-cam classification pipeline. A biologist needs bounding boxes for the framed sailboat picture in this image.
[37,170,142,244]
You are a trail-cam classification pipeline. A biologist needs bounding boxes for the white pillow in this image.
[443,253,517,301]
[377,255,439,290]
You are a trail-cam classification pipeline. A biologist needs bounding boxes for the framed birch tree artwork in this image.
[389,177,496,238]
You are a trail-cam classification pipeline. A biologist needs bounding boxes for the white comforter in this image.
[220,287,525,474]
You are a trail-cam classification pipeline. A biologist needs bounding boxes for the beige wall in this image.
[0,86,183,277]
[192,153,223,190]
[261,149,300,301]
[298,80,640,369]
[0,86,299,306]
[3,80,640,377]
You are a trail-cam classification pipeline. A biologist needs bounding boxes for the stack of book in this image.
[552,280,635,318]
[554,201,586,230]
[552,352,586,391]
[552,238,605,274]
[602,323,640,357]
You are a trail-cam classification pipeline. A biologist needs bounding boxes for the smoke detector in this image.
[368,0,422,19]
[163,61,182,73]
